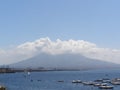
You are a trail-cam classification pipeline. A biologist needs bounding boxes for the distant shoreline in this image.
[0,67,120,74]
[0,67,91,73]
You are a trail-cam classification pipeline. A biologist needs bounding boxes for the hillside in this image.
[10,53,119,70]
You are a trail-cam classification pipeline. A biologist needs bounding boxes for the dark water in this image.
[0,69,120,90]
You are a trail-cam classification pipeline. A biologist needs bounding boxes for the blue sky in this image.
[0,0,120,48]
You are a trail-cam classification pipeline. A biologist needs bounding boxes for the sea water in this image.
[0,69,120,90]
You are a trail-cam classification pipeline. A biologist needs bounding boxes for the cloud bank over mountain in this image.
[0,37,120,65]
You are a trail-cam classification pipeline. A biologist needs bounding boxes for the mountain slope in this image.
[10,53,119,70]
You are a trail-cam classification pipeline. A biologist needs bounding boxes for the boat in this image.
[94,83,102,86]
[94,83,108,87]
[113,78,120,81]
[57,80,64,82]
[94,78,111,83]
[82,81,95,85]
[111,78,120,85]
[27,72,31,75]
[111,81,120,85]
[94,79,103,82]
[72,80,82,83]
[99,85,114,89]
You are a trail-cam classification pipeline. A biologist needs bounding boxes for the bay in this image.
[0,69,120,90]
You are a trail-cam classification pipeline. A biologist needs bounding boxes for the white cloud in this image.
[0,37,120,65]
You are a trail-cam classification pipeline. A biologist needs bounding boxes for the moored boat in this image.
[82,81,95,85]
[94,83,108,87]
[72,80,82,83]
[57,80,64,82]
[111,81,120,85]
[99,85,114,89]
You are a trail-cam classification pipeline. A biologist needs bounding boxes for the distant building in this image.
[0,68,14,73]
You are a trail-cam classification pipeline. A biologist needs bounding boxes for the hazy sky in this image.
[0,0,120,65]
[0,0,120,48]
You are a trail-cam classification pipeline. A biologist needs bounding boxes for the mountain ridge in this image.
[10,53,120,70]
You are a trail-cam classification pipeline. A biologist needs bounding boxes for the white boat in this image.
[82,81,95,85]
[111,78,120,85]
[94,83,108,86]
[99,85,114,89]
[113,78,120,81]
[27,72,31,75]
[111,81,120,85]
[94,78,111,83]
[72,80,82,83]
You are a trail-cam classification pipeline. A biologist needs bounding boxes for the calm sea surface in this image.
[0,69,120,90]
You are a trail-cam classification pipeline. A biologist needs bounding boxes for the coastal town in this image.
[0,66,46,73]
